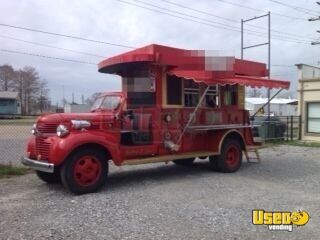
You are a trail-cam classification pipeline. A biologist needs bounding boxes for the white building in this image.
[64,103,91,113]
[296,64,320,141]
[245,97,298,116]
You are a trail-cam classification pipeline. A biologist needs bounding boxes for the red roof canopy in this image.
[98,44,290,89]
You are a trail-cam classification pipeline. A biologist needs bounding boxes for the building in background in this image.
[64,103,91,113]
[245,97,298,116]
[296,64,320,141]
[0,91,21,115]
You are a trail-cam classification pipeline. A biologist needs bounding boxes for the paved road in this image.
[0,145,319,240]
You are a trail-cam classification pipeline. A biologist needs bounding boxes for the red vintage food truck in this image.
[22,44,290,194]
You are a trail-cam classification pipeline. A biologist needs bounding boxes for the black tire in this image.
[36,170,61,184]
[215,138,242,173]
[61,148,108,194]
[173,158,195,166]
[208,156,219,171]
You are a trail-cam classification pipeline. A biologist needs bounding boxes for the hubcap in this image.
[74,155,102,186]
[225,144,240,168]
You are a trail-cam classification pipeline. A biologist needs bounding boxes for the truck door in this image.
[120,107,158,159]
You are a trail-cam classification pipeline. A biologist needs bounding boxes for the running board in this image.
[122,151,217,165]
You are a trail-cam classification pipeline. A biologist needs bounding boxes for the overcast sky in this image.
[0,0,319,105]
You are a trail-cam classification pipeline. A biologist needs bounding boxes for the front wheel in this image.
[173,158,195,166]
[215,139,242,173]
[61,148,108,194]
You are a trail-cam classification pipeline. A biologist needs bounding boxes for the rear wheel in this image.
[215,138,242,173]
[61,148,108,194]
[173,158,195,166]
[36,170,61,184]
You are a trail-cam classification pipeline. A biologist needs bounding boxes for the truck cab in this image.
[22,44,290,194]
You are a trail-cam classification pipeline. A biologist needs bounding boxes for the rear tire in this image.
[36,170,61,184]
[173,158,195,166]
[215,138,242,173]
[61,148,108,194]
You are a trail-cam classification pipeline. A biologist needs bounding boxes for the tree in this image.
[37,79,50,113]
[0,64,50,114]
[0,64,15,91]
[85,92,103,106]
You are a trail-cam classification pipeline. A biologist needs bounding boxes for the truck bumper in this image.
[21,157,55,173]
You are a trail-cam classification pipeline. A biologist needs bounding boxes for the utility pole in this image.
[309,2,320,45]
[241,12,271,137]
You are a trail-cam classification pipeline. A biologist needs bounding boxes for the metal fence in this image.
[251,115,301,141]
[0,115,38,166]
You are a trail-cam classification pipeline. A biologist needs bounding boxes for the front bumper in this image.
[21,157,55,173]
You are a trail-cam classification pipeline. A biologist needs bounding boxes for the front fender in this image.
[47,131,121,166]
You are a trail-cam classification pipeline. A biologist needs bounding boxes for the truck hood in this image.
[37,112,115,125]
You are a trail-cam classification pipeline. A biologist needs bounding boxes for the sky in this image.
[0,0,319,105]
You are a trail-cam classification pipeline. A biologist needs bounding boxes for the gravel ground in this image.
[0,145,319,240]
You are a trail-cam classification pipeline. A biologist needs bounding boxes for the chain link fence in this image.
[0,115,37,166]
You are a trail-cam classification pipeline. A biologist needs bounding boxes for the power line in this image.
[0,23,135,49]
[160,0,316,41]
[0,35,105,58]
[215,0,307,21]
[268,0,320,16]
[118,0,312,44]
[0,49,96,65]
[161,0,237,23]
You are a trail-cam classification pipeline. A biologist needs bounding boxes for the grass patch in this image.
[265,140,320,148]
[0,118,36,126]
[282,140,320,148]
[0,164,29,179]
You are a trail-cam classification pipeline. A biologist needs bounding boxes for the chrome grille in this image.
[36,137,51,160]
[37,123,58,134]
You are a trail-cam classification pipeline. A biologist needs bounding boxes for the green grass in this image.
[266,140,320,148]
[282,140,320,148]
[0,164,29,179]
[0,118,36,126]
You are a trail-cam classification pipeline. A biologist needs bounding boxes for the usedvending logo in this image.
[252,209,310,232]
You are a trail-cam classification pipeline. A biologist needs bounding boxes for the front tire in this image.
[215,138,242,173]
[36,170,61,184]
[173,158,195,166]
[61,148,108,194]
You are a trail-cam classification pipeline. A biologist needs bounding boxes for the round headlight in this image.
[31,123,37,135]
[56,124,69,137]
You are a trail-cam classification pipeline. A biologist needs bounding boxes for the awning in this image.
[169,70,290,89]
[98,44,290,89]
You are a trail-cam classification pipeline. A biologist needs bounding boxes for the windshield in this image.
[91,95,121,111]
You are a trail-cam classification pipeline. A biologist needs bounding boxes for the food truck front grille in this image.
[37,123,58,134]
[36,137,51,160]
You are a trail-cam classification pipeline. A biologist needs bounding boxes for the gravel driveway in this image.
[0,145,319,240]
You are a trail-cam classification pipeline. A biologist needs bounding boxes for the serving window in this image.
[166,75,182,105]
[184,79,199,107]
[205,85,219,108]
[223,85,237,106]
